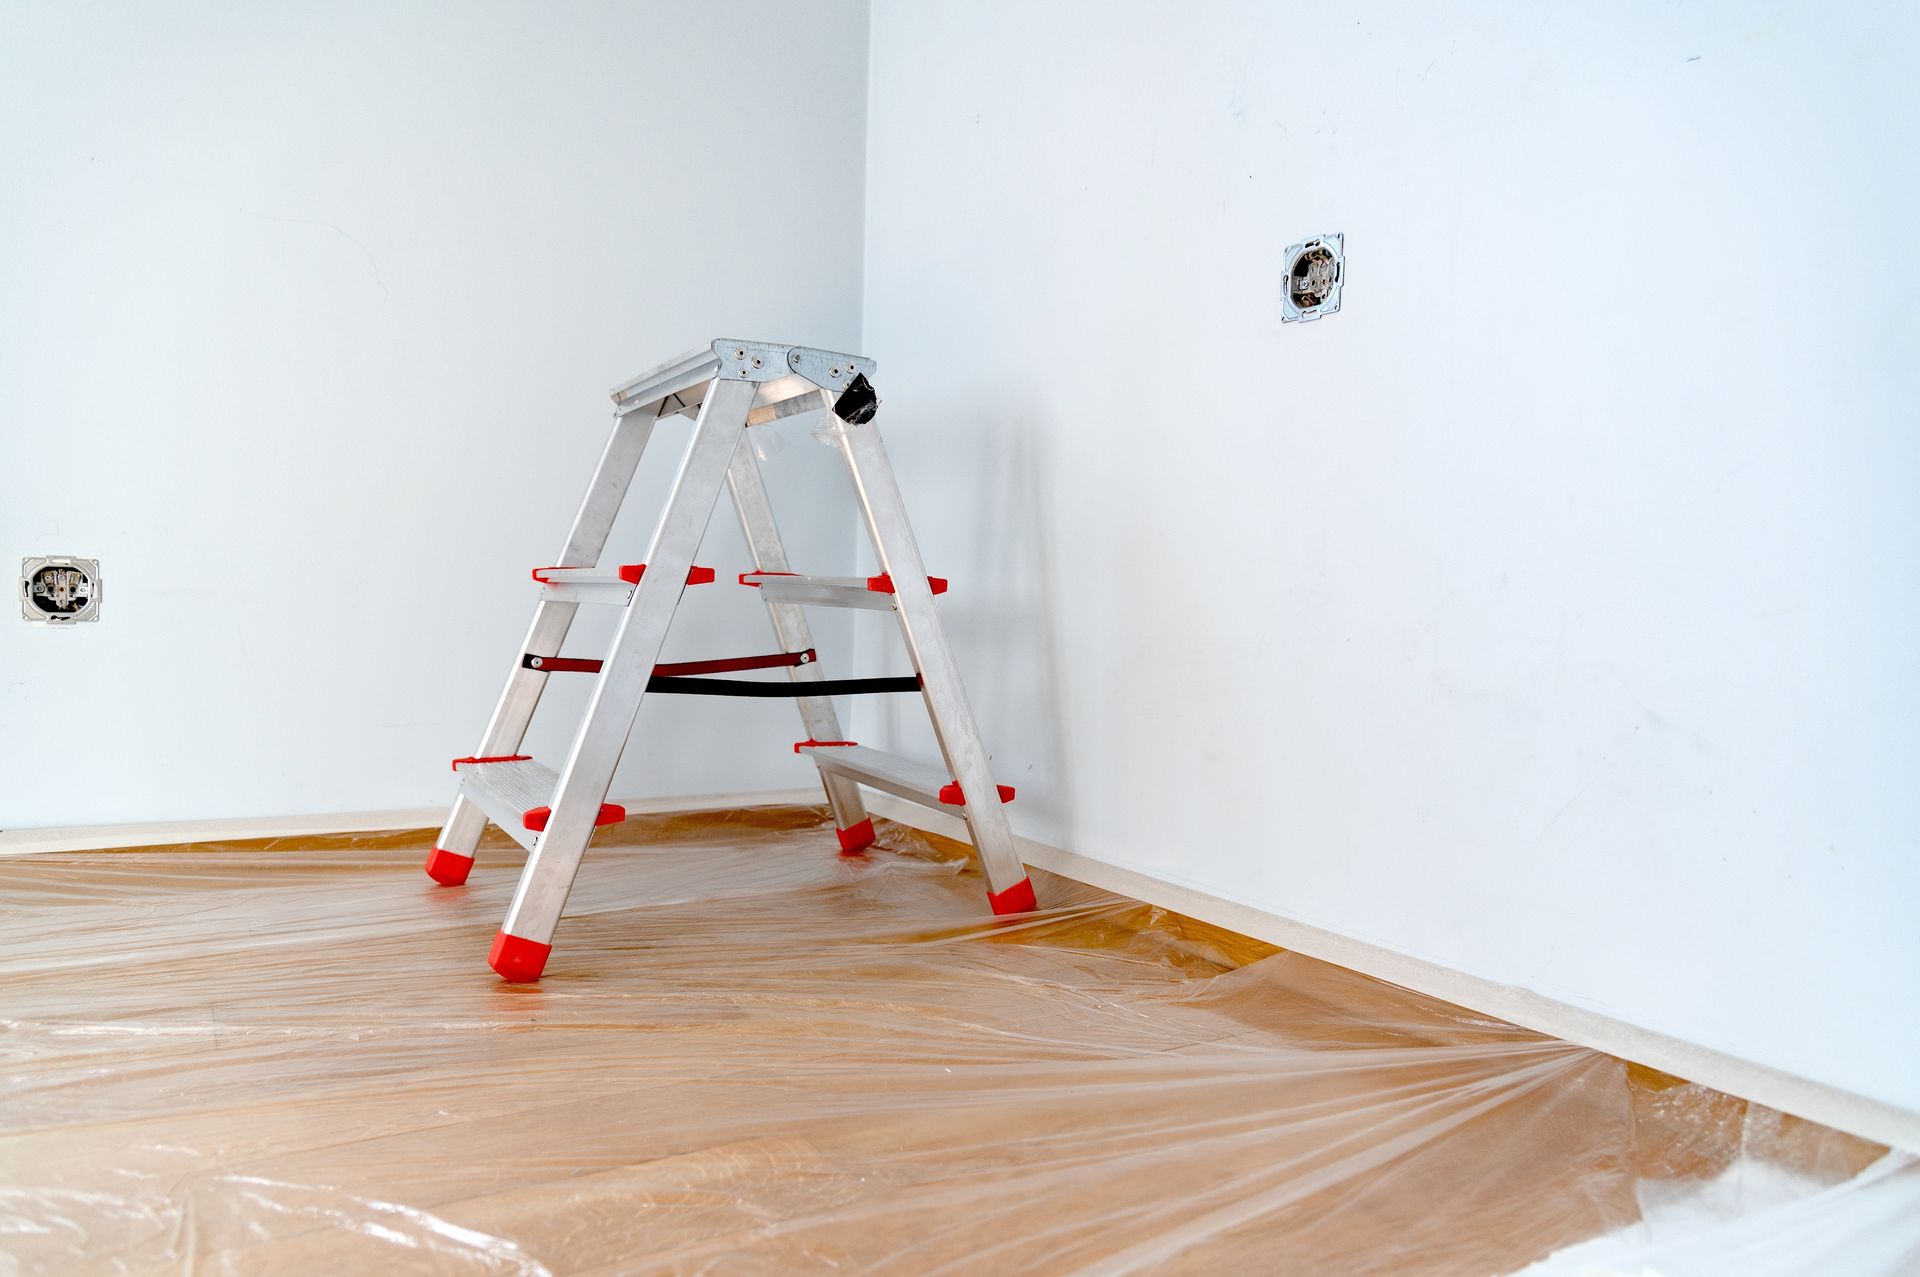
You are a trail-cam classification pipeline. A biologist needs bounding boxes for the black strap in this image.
[645,674,920,698]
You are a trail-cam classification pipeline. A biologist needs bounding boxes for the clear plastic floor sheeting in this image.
[0,808,1912,1276]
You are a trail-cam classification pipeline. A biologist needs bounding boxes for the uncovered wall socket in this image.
[1282,232,1345,322]
[21,557,101,624]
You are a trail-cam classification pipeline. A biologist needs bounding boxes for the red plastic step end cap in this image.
[988,877,1038,916]
[451,754,530,773]
[489,931,552,982]
[522,803,626,832]
[424,847,474,886]
[619,564,715,585]
[937,781,1017,806]
[836,818,876,855]
[865,573,948,596]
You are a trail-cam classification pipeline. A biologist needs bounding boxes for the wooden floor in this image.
[0,808,1880,1275]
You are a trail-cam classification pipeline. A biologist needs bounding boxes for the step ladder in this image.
[424,340,1036,981]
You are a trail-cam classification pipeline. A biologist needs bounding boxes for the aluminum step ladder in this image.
[425,340,1036,981]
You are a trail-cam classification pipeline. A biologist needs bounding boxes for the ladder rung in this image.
[794,743,1015,812]
[452,756,626,849]
[740,571,946,611]
[531,564,714,606]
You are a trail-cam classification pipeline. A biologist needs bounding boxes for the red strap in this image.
[528,650,815,677]
[527,656,603,673]
[659,650,814,676]
[795,739,858,753]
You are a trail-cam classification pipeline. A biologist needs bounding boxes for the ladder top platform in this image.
[610,340,876,422]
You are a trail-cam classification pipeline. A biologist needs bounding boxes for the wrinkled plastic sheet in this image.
[0,807,1911,1275]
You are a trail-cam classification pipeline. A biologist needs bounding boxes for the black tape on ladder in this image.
[833,373,879,424]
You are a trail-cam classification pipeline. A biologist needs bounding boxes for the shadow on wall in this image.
[851,375,1076,849]
[962,384,1078,853]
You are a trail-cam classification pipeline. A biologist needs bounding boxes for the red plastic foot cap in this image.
[836,818,876,855]
[987,877,1038,916]
[424,847,474,886]
[489,931,552,982]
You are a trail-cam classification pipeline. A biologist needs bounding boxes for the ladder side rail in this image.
[830,415,1032,903]
[430,412,660,878]
[725,444,872,841]
[497,376,757,962]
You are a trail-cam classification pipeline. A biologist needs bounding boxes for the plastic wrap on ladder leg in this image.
[423,847,474,887]
[488,931,552,982]
[836,818,876,855]
[987,876,1038,916]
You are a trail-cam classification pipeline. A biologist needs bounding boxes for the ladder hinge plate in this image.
[710,340,875,390]
[786,345,876,393]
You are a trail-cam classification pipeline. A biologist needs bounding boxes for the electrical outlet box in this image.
[1282,232,1344,322]
[22,557,101,624]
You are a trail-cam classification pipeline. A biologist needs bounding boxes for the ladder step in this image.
[531,564,714,606]
[452,756,626,850]
[609,345,722,420]
[794,743,1014,812]
[740,571,946,611]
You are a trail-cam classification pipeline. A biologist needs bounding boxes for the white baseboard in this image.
[861,792,1920,1156]
[0,789,822,856]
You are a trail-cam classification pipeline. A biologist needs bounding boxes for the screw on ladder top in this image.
[424,340,1036,981]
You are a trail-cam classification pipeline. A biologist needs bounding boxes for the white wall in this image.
[860,2,1920,1113]
[0,1,871,829]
